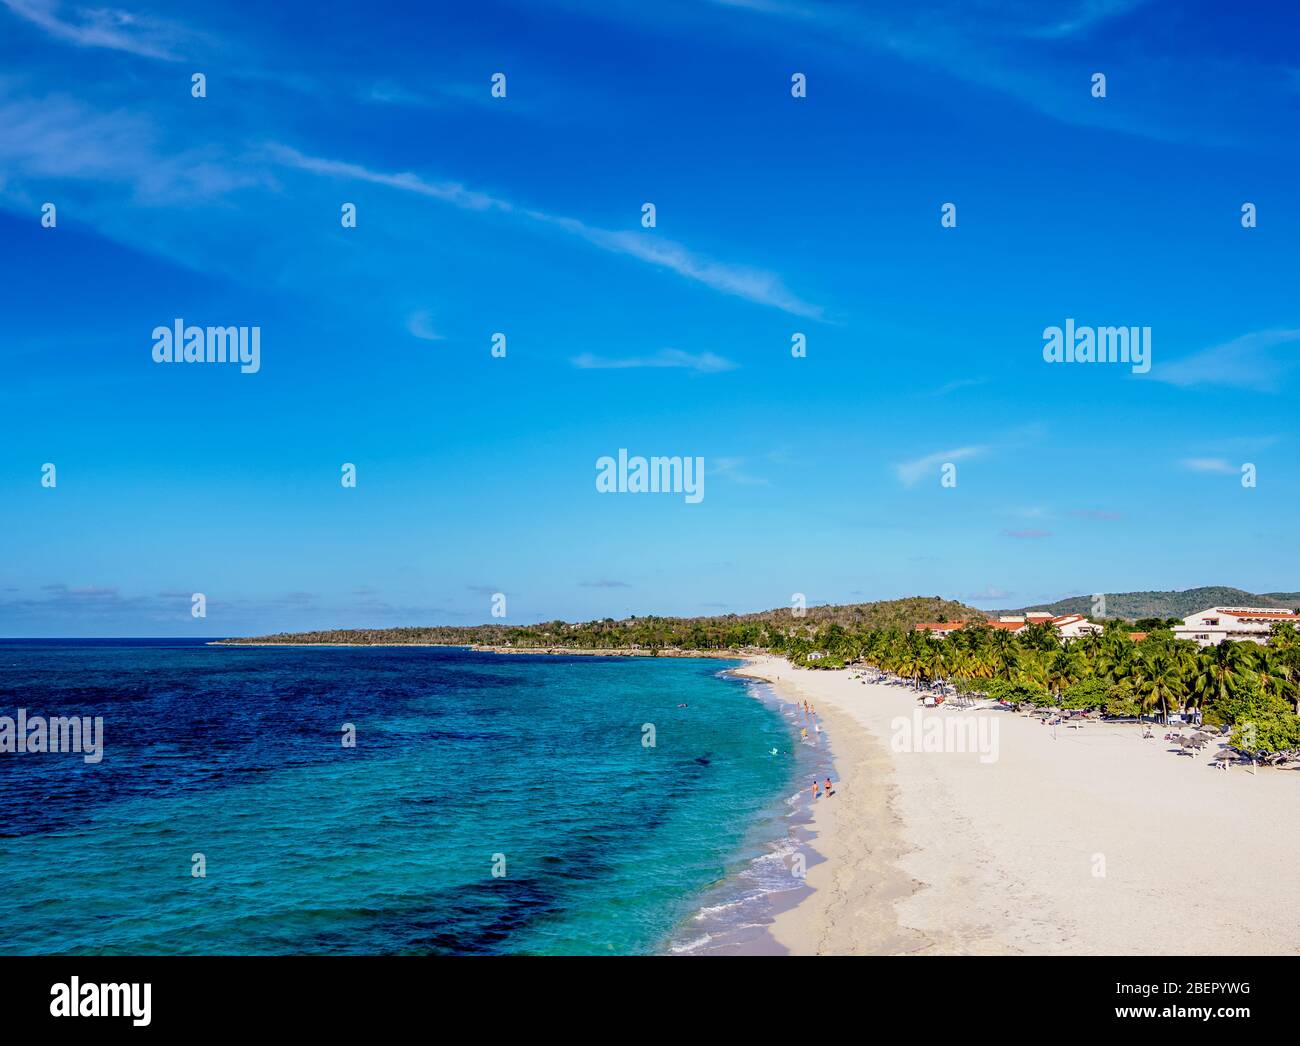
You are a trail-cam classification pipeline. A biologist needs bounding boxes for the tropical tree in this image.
[1132,651,1186,722]
[1189,641,1249,710]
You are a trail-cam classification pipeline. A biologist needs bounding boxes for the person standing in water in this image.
[810,779,820,800]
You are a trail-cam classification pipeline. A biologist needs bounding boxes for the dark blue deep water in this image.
[0,641,804,954]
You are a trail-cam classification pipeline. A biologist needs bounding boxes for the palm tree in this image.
[989,630,1019,681]
[1047,646,1086,698]
[1134,651,1186,723]
[897,639,925,690]
[1096,620,1135,683]
[1190,640,1248,712]
[1020,621,1059,652]
[1016,652,1051,694]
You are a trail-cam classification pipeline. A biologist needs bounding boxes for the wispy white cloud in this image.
[1153,329,1300,392]
[932,377,987,396]
[1,0,192,60]
[0,91,263,201]
[365,81,434,107]
[965,584,1011,600]
[713,456,770,486]
[529,212,824,319]
[267,144,511,212]
[269,145,823,318]
[1180,457,1237,474]
[405,309,443,342]
[0,88,822,319]
[894,444,986,487]
[1002,528,1051,539]
[1024,0,1149,40]
[362,79,515,113]
[572,348,737,373]
[603,0,1280,147]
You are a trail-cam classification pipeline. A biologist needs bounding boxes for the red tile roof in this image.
[913,616,1097,634]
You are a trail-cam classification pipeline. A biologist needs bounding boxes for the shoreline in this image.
[664,668,828,956]
[734,655,1300,955]
[208,641,745,659]
[731,659,927,955]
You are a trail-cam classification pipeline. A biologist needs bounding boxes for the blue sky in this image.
[1,0,1298,636]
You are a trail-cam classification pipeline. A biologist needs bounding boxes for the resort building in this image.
[912,615,1101,639]
[913,622,964,638]
[1172,606,1300,646]
[1048,614,1103,639]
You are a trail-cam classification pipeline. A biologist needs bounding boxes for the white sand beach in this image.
[737,655,1300,955]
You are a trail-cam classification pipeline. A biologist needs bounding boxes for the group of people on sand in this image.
[800,701,834,799]
[799,700,820,742]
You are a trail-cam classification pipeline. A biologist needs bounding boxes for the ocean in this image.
[0,641,824,955]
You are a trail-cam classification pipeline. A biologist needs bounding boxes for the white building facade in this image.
[1173,606,1300,646]
[913,614,1101,639]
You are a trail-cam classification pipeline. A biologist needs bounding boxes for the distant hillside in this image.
[726,595,985,630]
[222,595,986,647]
[1006,587,1300,621]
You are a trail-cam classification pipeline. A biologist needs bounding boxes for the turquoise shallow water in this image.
[0,641,803,954]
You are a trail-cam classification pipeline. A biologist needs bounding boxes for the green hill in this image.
[221,595,985,648]
[1006,586,1300,621]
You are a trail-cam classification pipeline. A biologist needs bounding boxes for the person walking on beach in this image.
[824,776,833,797]
[811,779,820,800]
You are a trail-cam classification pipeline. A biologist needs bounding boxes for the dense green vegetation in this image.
[221,596,985,651]
[229,589,1300,657]
[1006,586,1300,620]
[789,619,1300,759]
[226,596,1300,759]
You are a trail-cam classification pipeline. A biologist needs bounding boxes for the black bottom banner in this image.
[0,954,1286,1033]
